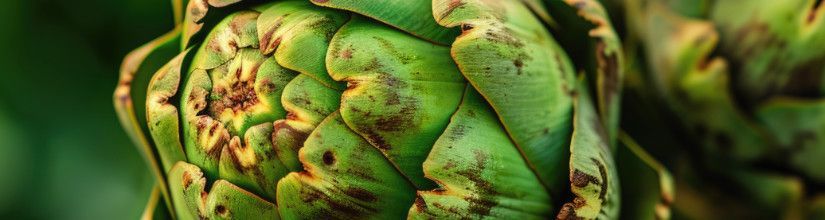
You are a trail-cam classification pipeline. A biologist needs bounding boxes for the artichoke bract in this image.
[615,0,825,218]
[115,0,651,219]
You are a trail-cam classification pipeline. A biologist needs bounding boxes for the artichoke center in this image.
[208,61,261,119]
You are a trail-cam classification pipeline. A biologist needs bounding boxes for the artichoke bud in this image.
[116,0,634,219]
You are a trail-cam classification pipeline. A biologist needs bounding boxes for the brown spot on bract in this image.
[215,204,227,216]
[364,130,392,150]
[433,201,462,214]
[571,169,599,188]
[448,124,467,141]
[182,171,193,188]
[326,196,367,217]
[285,112,299,120]
[363,58,384,72]
[484,28,525,48]
[322,151,335,165]
[350,168,379,182]
[227,137,256,170]
[414,193,428,210]
[298,184,322,203]
[573,0,587,9]
[272,37,283,49]
[342,49,353,59]
[346,81,360,91]
[344,188,377,202]
[592,158,609,202]
[260,78,276,94]
[808,0,823,23]
[118,94,130,103]
[209,70,260,117]
[438,0,465,20]
[273,120,310,151]
[513,59,524,75]
[460,23,474,32]
[555,203,582,220]
[454,150,498,216]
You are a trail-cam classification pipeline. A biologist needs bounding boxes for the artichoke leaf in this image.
[276,112,417,219]
[217,123,289,202]
[311,0,460,45]
[168,162,279,220]
[181,0,256,50]
[557,79,620,220]
[409,88,554,219]
[147,49,191,173]
[616,132,674,220]
[434,0,577,197]
[179,10,296,190]
[257,0,349,90]
[546,0,624,146]
[115,27,183,216]
[272,74,342,172]
[327,16,467,189]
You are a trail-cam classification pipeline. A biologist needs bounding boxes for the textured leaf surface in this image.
[410,89,553,219]
[546,0,624,145]
[434,0,577,196]
[168,162,278,220]
[272,74,341,172]
[556,81,620,220]
[179,11,297,199]
[310,0,459,45]
[327,16,466,189]
[127,1,627,219]
[147,50,190,173]
[276,112,416,219]
[257,0,349,89]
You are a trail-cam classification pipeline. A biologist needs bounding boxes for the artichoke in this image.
[613,0,825,218]
[115,0,669,219]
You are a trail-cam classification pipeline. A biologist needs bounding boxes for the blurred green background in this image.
[0,0,176,219]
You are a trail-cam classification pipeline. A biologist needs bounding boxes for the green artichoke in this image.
[115,0,669,219]
[613,0,825,218]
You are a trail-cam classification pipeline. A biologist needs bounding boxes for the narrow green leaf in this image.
[115,27,183,216]
[557,79,620,219]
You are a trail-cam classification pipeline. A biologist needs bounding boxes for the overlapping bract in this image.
[114,0,652,219]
